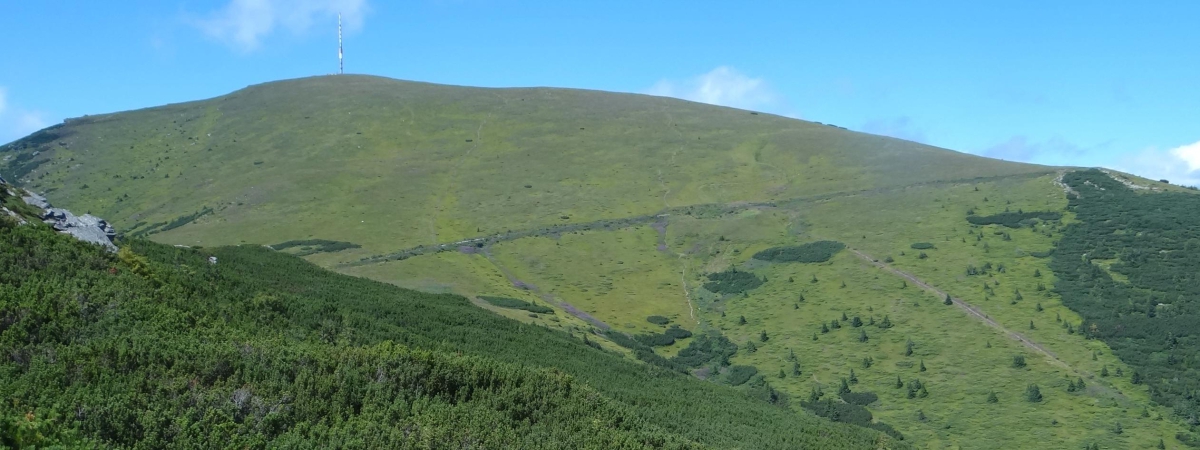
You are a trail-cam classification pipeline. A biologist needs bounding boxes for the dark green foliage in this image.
[480,296,555,314]
[849,369,859,384]
[858,329,869,343]
[821,323,830,333]
[703,268,764,294]
[738,315,747,325]
[647,315,671,325]
[840,391,879,406]
[944,294,953,305]
[1052,170,1200,419]
[800,399,904,441]
[905,340,914,356]
[752,241,846,263]
[664,325,693,339]
[669,331,738,368]
[850,316,863,327]
[910,242,935,250]
[918,252,928,259]
[895,376,904,388]
[839,378,852,395]
[270,238,362,255]
[0,224,901,449]
[157,206,214,233]
[1026,384,1043,402]
[967,210,1062,228]
[726,365,759,386]
[879,315,894,329]
[919,360,927,372]
[1012,355,1027,368]
[792,361,802,376]
[635,331,678,347]
[760,330,769,342]
[987,391,999,403]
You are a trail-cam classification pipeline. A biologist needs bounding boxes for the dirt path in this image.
[846,248,1071,370]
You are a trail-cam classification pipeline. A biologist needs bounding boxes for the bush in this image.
[752,241,846,263]
[910,243,935,250]
[480,296,554,314]
[726,365,759,386]
[635,332,676,347]
[272,239,362,256]
[703,268,764,294]
[646,315,671,326]
[840,391,879,406]
[670,332,738,368]
[664,325,693,339]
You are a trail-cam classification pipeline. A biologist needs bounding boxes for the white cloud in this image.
[1112,140,1200,187]
[192,0,369,52]
[646,66,782,111]
[0,86,50,144]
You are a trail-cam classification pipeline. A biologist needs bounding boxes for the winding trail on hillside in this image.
[847,247,1071,370]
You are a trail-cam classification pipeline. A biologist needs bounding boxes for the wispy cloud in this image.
[860,117,927,143]
[1112,141,1200,187]
[191,0,369,53]
[0,87,50,144]
[646,66,783,112]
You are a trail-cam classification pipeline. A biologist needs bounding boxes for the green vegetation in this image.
[0,220,900,449]
[909,242,935,250]
[480,295,555,314]
[647,315,671,325]
[703,268,764,295]
[1054,170,1200,425]
[752,241,846,263]
[967,211,1062,228]
[271,238,362,256]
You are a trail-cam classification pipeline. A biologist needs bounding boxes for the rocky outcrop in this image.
[2,180,118,251]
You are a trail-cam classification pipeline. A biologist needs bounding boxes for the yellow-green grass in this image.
[5,75,1052,266]
[488,225,696,336]
[719,250,1180,449]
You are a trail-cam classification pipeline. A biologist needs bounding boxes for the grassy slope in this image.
[8,75,1180,447]
[3,75,1048,259]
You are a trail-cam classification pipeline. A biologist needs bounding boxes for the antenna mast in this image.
[338,13,343,74]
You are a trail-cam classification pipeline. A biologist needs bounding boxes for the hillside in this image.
[0,198,901,448]
[4,75,1196,448]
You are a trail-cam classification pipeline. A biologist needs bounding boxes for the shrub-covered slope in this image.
[0,217,902,448]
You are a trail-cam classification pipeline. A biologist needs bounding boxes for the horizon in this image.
[3,1,1198,183]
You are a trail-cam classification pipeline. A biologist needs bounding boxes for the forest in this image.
[1054,170,1200,439]
[0,215,902,448]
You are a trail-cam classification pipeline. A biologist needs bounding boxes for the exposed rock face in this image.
[2,181,119,251]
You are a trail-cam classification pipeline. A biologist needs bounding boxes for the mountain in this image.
[0,176,902,449]
[3,75,1196,449]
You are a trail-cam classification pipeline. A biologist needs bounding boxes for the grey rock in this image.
[22,192,51,209]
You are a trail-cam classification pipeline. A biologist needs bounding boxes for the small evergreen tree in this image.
[918,384,929,398]
[745,341,757,353]
[811,274,818,283]
[841,312,848,321]
[1036,303,1043,312]
[987,391,999,403]
[821,323,829,334]
[799,294,806,302]
[879,315,893,329]
[788,276,794,283]
[792,361,801,376]
[862,357,874,368]
[1067,379,1077,392]
[858,329,869,343]
[905,340,914,356]
[1101,365,1109,377]
[1029,320,1036,330]
[851,316,863,327]
[812,333,819,341]
[1159,438,1167,449]
[849,369,858,384]
[917,410,927,421]
[840,281,847,288]
[760,330,769,342]
[793,303,799,310]
[1112,421,1123,435]
[944,294,953,305]
[985,341,992,348]
[778,368,786,379]
[839,378,851,395]
[1013,355,1027,368]
[895,375,904,388]
[919,360,927,372]
[1025,384,1042,402]
[1131,370,1143,385]
[1076,377,1085,390]
[788,348,796,361]
[1034,269,1042,277]
[738,315,747,325]
[1116,367,1124,377]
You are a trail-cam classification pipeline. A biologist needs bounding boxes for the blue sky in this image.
[3,1,1198,183]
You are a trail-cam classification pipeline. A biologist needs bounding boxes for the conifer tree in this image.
[778,368,786,379]
[1025,384,1042,402]
[849,369,858,384]
[895,375,904,389]
[1013,355,1027,368]
[919,360,927,372]
[858,329,869,343]
[1029,320,1036,330]
[944,294,953,305]
[879,315,893,329]
[839,378,851,395]
[821,323,829,334]
[745,341,757,353]
[841,312,848,321]
[792,361,801,376]
[788,348,795,361]
[905,340,914,356]
[987,391,999,403]
[851,316,863,327]
[760,330,769,342]
[1034,269,1042,277]
[917,410,927,421]
[1132,370,1143,385]
[1101,365,1109,377]
[738,315,747,325]
[918,384,929,398]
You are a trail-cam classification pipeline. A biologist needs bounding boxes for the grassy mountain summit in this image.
[2,75,1049,258]
[9,75,1195,448]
